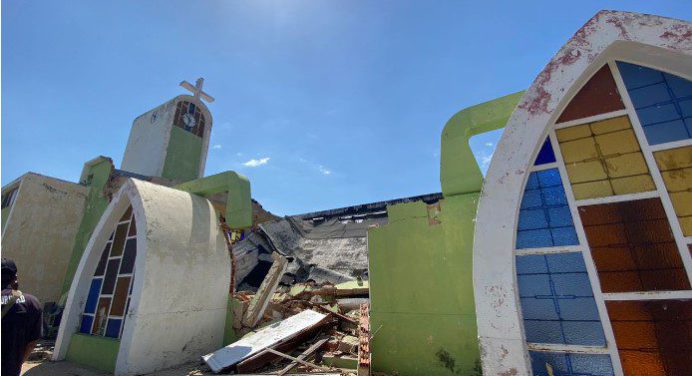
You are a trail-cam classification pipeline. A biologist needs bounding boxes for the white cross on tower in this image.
[179,77,215,103]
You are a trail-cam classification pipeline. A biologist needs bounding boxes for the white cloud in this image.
[236,152,244,157]
[484,142,494,147]
[318,165,332,175]
[212,144,222,150]
[243,157,270,167]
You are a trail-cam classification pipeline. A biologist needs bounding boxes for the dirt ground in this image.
[20,340,212,376]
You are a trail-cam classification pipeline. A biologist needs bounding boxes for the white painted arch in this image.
[54,178,229,375]
[472,10,692,376]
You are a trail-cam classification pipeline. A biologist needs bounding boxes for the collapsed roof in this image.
[234,192,443,290]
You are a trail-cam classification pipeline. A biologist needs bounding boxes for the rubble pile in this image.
[206,252,372,375]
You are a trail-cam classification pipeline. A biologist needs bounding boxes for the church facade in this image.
[1,9,690,376]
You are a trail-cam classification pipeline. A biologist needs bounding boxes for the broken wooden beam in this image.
[277,337,330,376]
[242,252,288,328]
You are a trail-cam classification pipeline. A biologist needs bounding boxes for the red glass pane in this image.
[557,65,625,123]
[110,223,128,257]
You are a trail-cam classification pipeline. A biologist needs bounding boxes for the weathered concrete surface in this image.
[121,95,212,182]
[54,179,229,375]
[1,172,87,304]
[473,10,692,376]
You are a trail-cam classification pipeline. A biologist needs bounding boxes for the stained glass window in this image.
[617,62,692,145]
[516,253,605,346]
[80,206,137,339]
[516,169,579,249]
[173,101,206,137]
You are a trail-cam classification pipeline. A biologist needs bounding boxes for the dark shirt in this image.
[1,288,42,376]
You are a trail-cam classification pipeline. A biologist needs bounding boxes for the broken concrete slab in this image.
[203,309,328,373]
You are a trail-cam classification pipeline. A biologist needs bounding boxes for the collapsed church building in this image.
[1,9,691,376]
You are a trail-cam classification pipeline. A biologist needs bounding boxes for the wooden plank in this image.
[242,252,288,327]
[277,337,329,376]
[202,310,327,373]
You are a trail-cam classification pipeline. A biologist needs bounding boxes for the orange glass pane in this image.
[607,300,692,376]
[579,198,689,292]
[110,276,131,316]
[92,297,111,336]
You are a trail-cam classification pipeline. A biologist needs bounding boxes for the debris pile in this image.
[207,252,371,375]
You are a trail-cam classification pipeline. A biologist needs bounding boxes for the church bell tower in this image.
[120,78,214,182]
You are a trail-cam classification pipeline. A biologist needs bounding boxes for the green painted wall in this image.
[60,157,115,298]
[66,333,119,373]
[163,126,202,182]
[368,92,523,375]
[369,196,481,375]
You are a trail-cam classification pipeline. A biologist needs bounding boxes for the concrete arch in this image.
[54,178,229,375]
[472,11,692,375]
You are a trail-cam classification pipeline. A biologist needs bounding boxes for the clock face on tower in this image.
[173,101,206,137]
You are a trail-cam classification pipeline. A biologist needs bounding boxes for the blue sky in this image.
[3,1,690,215]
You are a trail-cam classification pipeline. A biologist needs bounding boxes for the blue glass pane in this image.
[519,209,548,230]
[188,102,196,114]
[105,318,122,338]
[546,252,587,273]
[85,278,102,314]
[542,187,567,206]
[520,190,543,209]
[537,169,562,187]
[80,314,94,334]
[517,229,553,248]
[535,139,556,165]
[617,61,692,145]
[518,274,552,296]
[562,321,606,346]
[517,169,578,249]
[516,254,549,274]
[523,321,565,344]
[530,351,614,376]
[550,227,579,246]
[516,253,605,346]
[552,274,593,296]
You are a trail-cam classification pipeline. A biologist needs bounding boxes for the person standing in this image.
[2,258,42,376]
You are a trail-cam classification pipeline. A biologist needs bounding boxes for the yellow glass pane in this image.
[572,180,613,200]
[654,146,692,171]
[590,116,631,135]
[565,160,608,183]
[561,138,599,163]
[605,153,649,178]
[610,175,656,195]
[556,124,591,142]
[595,129,640,156]
[660,168,692,192]
[679,216,692,236]
[670,191,692,216]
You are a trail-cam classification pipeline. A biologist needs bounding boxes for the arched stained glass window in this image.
[513,62,692,376]
[80,206,137,339]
